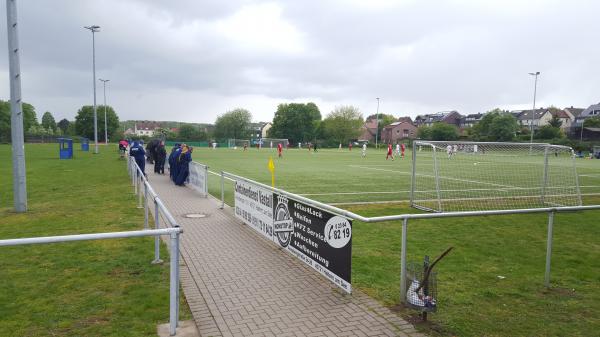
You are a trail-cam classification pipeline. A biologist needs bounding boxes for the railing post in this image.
[137,175,143,209]
[169,231,180,336]
[544,211,554,288]
[220,171,225,209]
[144,182,149,229]
[133,166,138,194]
[400,218,408,303]
[205,165,209,198]
[152,199,163,264]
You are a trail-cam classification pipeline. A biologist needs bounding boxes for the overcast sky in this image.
[0,0,598,124]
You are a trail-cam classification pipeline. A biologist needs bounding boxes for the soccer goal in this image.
[253,138,289,149]
[228,139,250,149]
[410,141,582,212]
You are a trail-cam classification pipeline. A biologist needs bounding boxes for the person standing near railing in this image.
[155,141,167,175]
[129,141,146,176]
[174,145,193,186]
[168,143,181,181]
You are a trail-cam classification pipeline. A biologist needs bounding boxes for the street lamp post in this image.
[99,79,109,144]
[528,71,540,145]
[84,25,100,153]
[375,97,380,149]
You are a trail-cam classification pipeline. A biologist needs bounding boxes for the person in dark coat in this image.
[174,145,193,186]
[154,141,167,174]
[129,141,146,176]
[168,143,181,181]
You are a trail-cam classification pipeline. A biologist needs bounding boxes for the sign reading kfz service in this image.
[234,179,352,293]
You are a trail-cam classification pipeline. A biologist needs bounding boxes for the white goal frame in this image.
[410,141,583,213]
[228,139,250,149]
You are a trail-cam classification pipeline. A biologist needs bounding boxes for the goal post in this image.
[252,138,289,149]
[410,141,582,213]
[228,139,250,149]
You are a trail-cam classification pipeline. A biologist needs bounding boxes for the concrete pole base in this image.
[157,320,199,337]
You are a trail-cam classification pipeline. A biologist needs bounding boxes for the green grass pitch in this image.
[194,146,600,336]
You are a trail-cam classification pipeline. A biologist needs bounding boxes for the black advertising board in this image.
[234,179,352,293]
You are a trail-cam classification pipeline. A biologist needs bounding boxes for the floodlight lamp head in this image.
[528,71,540,76]
[84,25,101,32]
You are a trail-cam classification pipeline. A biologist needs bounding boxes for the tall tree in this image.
[41,111,57,132]
[268,103,322,144]
[548,114,563,128]
[470,109,518,141]
[57,118,70,135]
[214,108,252,140]
[322,105,364,144]
[0,100,38,142]
[177,124,206,141]
[418,122,459,140]
[74,105,120,140]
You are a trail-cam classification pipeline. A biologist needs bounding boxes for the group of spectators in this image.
[168,143,193,186]
[123,140,195,187]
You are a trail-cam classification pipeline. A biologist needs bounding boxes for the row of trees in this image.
[0,100,120,143]
[209,103,365,146]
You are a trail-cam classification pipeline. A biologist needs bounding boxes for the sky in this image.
[0,0,598,124]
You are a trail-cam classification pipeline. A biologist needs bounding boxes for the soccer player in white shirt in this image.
[362,143,367,158]
[446,144,453,158]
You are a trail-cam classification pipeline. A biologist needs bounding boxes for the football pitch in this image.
[194,146,600,336]
[193,146,600,209]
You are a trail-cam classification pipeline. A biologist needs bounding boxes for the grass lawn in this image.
[0,143,190,336]
[192,146,600,336]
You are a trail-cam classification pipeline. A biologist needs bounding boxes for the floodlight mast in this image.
[6,0,27,212]
[99,78,110,143]
[528,71,540,146]
[375,97,380,149]
[84,25,100,153]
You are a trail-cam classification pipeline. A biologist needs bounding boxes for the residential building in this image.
[359,120,378,143]
[381,121,417,143]
[514,108,553,129]
[460,113,484,128]
[414,111,462,127]
[249,122,272,139]
[133,121,163,137]
[549,109,572,130]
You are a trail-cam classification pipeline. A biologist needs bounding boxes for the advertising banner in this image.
[188,162,207,196]
[234,179,352,293]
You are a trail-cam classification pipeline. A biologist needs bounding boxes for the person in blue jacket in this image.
[169,143,182,182]
[129,141,146,176]
[174,145,193,186]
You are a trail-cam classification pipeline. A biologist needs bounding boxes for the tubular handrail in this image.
[128,156,180,228]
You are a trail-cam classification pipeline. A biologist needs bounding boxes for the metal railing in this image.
[216,170,600,302]
[0,158,184,336]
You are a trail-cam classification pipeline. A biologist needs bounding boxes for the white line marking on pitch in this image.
[349,165,517,189]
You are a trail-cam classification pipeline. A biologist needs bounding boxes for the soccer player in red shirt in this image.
[349,142,353,151]
[386,143,394,160]
[277,143,283,158]
[401,143,405,158]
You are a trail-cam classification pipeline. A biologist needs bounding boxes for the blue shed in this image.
[58,138,73,159]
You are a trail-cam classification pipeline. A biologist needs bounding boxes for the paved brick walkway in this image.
[146,171,424,337]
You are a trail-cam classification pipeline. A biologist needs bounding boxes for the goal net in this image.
[252,138,289,149]
[228,139,250,149]
[410,141,582,212]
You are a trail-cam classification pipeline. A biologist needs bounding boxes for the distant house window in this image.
[592,110,600,115]
[403,129,409,137]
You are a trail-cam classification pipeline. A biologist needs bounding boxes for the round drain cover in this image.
[183,213,207,218]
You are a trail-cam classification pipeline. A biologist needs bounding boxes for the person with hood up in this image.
[174,145,193,186]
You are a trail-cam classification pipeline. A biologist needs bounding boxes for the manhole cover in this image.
[183,213,207,218]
